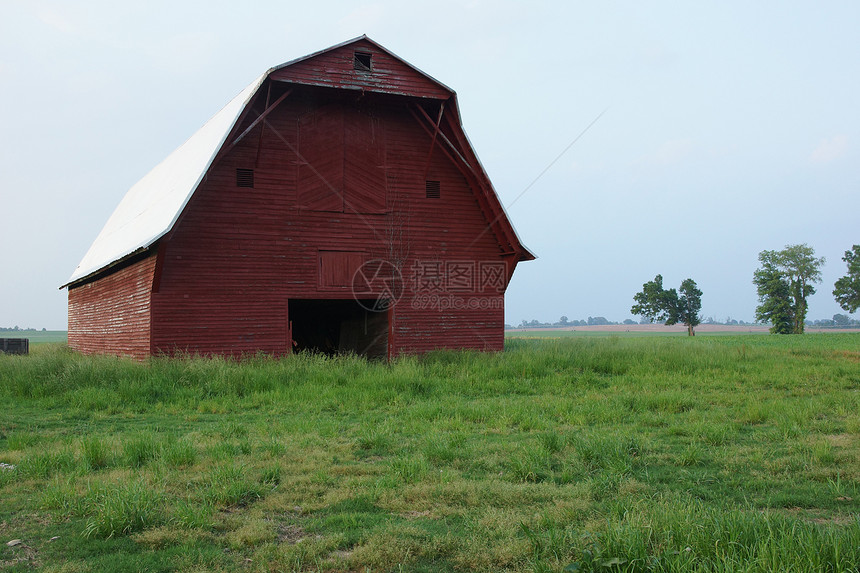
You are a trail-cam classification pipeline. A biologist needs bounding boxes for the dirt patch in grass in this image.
[2,539,39,569]
[833,350,860,362]
[329,549,353,560]
[277,524,308,544]
[825,434,854,447]
[783,507,856,525]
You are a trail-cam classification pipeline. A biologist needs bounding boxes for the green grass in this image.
[0,330,67,344]
[507,328,694,338]
[1,335,859,571]
[505,328,777,339]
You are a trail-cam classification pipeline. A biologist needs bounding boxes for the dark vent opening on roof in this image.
[236,168,254,188]
[354,51,372,72]
[425,180,441,199]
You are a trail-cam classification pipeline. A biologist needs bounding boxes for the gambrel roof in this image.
[64,36,532,288]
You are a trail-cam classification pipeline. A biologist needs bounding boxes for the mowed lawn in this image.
[1,335,859,572]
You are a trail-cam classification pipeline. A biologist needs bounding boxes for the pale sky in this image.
[2,0,858,330]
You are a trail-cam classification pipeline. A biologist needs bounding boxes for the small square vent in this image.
[425,180,441,199]
[236,168,254,188]
[354,51,372,72]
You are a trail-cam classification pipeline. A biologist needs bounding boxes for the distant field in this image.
[505,323,860,337]
[0,330,67,344]
[1,335,859,572]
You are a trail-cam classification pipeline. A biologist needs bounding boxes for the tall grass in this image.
[39,478,165,538]
[1,335,859,571]
[555,496,860,572]
[3,336,856,411]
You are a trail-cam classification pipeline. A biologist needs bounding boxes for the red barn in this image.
[62,36,533,360]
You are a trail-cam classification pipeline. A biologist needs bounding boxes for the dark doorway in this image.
[288,299,388,359]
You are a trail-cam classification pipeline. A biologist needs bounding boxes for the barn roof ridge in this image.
[63,37,531,288]
[270,35,457,96]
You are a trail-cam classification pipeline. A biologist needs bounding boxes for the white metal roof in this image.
[63,72,267,286]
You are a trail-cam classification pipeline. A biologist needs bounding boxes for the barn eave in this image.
[61,244,156,289]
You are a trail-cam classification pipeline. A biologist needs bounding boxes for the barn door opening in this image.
[288,299,388,359]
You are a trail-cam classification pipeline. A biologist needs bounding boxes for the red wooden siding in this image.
[148,91,508,356]
[270,39,452,100]
[68,38,530,358]
[298,105,344,211]
[68,255,156,359]
[393,304,505,353]
[319,251,366,287]
[343,110,386,214]
[151,295,288,357]
[297,104,387,214]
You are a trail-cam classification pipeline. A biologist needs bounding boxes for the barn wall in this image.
[270,39,452,99]
[393,304,505,353]
[150,93,509,357]
[381,103,509,353]
[68,255,156,359]
[151,295,287,357]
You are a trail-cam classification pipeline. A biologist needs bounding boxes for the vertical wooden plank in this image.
[344,110,386,214]
[297,106,344,212]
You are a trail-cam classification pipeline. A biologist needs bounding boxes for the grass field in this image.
[1,335,859,572]
[505,329,712,338]
[506,325,775,338]
[0,330,67,344]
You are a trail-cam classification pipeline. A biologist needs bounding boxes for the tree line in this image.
[630,243,859,335]
[505,316,766,330]
[510,316,626,329]
[753,244,859,334]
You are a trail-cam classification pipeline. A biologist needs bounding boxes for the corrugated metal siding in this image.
[68,255,156,359]
[269,39,451,100]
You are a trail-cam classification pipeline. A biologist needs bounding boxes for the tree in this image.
[677,279,703,336]
[753,244,824,334]
[753,260,794,334]
[833,245,860,314]
[832,313,852,326]
[631,275,674,323]
[631,274,702,336]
